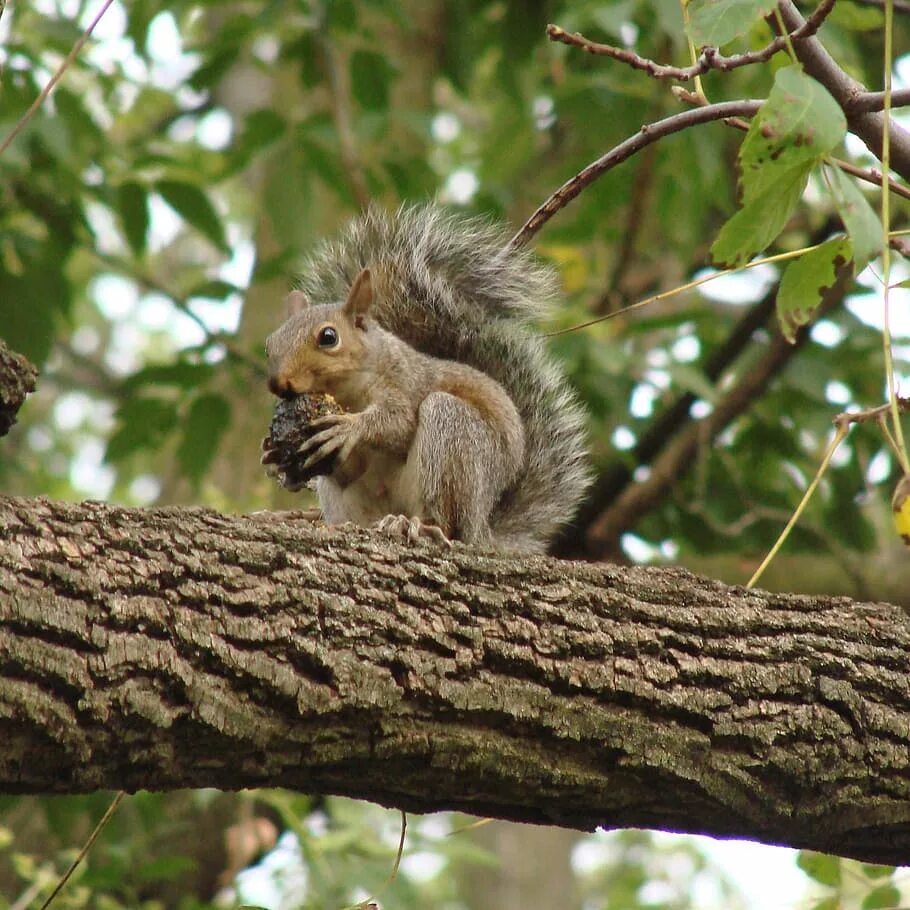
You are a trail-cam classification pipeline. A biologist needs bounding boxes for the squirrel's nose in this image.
[268,375,296,399]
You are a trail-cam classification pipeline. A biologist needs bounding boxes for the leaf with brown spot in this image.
[777,236,852,342]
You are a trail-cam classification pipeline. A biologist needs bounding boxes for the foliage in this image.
[1,0,910,906]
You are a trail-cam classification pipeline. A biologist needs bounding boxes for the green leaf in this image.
[862,864,897,880]
[827,166,882,271]
[297,138,357,206]
[710,162,811,267]
[797,851,842,887]
[810,898,841,910]
[739,66,846,207]
[228,109,287,173]
[828,1,884,30]
[176,392,231,485]
[188,279,240,300]
[117,182,149,256]
[687,0,778,46]
[326,0,357,31]
[125,0,157,54]
[777,236,852,342]
[711,66,847,267]
[155,180,228,252]
[106,398,179,463]
[123,362,216,393]
[350,50,395,112]
[862,884,901,910]
[137,854,197,883]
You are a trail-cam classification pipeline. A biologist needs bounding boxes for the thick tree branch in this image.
[0,340,37,437]
[2,495,910,865]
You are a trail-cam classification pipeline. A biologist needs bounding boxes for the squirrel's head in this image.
[266,268,375,399]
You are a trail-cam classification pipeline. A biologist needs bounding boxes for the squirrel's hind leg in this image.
[404,391,500,548]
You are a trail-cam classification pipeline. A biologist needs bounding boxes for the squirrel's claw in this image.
[376,514,453,547]
[260,444,281,465]
[298,413,360,469]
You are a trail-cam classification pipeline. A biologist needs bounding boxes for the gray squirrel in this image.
[264,203,589,552]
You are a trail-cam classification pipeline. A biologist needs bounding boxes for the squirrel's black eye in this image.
[317,326,339,348]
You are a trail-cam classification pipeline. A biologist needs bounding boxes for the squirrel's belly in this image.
[323,452,413,525]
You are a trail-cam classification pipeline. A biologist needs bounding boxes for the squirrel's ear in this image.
[286,289,310,317]
[344,269,373,328]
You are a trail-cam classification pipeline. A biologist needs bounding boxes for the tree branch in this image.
[582,263,853,559]
[510,101,762,248]
[0,340,37,437]
[1,495,910,865]
[556,288,778,557]
[547,0,836,82]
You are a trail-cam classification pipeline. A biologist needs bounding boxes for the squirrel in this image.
[264,203,589,552]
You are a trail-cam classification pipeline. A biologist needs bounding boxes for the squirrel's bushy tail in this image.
[297,203,590,552]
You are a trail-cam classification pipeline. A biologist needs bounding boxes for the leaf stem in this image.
[545,241,828,337]
[880,0,910,473]
[746,424,849,589]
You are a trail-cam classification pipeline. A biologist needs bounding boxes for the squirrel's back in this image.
[296,203,590,552]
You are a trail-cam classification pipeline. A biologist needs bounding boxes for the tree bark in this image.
[0,340,37,437]
[1,494,909,866]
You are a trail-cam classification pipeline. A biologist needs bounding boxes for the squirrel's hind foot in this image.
[376,514,453,548]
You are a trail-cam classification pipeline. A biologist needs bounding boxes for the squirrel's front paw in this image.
[298,413,360,470]
[376,514,453,547]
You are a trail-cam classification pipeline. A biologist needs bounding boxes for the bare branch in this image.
[546,0,836,82]
[835,396,910,430]
[848,88,910,114]
[510,100,762,248]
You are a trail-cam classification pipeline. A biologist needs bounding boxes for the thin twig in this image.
[848,88,910,113]
[0,0,116,157]
[344,811,407,910]
[746,423,849,588]
[546,0,835,82]
[38,792,126,910]
[510,100,762,248]
[834,397,910,430]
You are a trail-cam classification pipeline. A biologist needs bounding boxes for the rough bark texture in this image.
[1,494,910,865]
[0,340,37,437]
